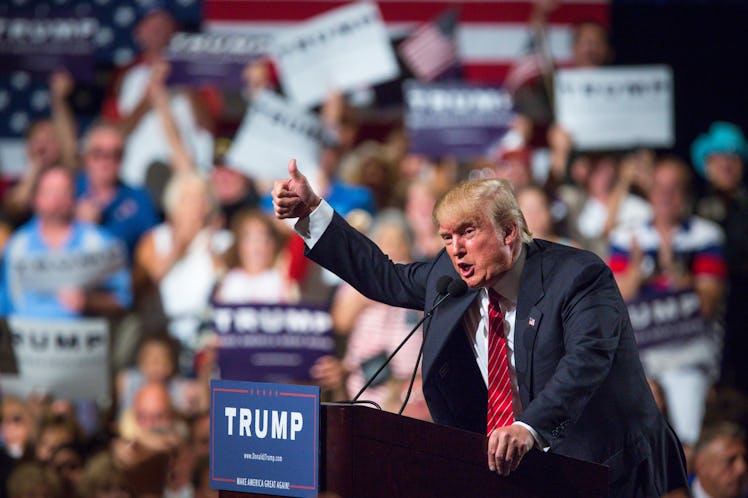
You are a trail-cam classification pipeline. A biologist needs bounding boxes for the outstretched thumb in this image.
[288,158,302,180]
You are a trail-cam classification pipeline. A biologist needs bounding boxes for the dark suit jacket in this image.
[308,212,687,496]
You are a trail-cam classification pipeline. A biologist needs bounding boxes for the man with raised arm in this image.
[272,159,688,497]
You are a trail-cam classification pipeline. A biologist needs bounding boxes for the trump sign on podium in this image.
[210,380,320,496]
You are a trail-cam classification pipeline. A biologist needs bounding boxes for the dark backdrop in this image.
[611,0,748,181]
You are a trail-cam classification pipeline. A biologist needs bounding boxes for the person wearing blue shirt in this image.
[1,165,131,318]
[75,123,159,258]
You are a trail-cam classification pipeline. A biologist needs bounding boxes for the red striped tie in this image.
[487,288,514,435]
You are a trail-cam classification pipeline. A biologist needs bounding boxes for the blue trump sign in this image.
[210,380,320,497]
[404,80,515,159]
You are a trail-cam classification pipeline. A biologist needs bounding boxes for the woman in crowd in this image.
[557,150,652,257]
[213,209,297,304]
[133,171,230,374]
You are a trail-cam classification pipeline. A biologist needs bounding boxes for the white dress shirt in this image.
[464,247,525,417]
[690,478,712,498]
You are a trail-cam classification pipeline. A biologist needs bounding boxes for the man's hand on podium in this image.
[487,424,534,476]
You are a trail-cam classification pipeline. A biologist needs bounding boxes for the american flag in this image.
[504,38,555,94]
[203,0,610,83]
[0,0,201,177]
[398,8,459,82]
[0,0,201,140]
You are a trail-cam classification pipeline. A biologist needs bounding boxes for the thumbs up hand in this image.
[272,159,322,219]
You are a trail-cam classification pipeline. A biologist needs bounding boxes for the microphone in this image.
[435,275,452,295]
[351,276,466,406]
[446,279,468,298]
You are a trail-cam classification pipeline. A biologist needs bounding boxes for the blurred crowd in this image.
[1,2,747,498]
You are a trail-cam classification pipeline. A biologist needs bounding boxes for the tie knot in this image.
[488,288,502,306]
[488,288,503,318]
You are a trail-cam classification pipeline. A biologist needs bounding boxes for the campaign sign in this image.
[270,2,399,107]
[225,91,323,181]
[0,316,109,401]
[210,379,320,497]
[10,243,126,292]
[214,302,335,383]
[404,80,515,159]
[627,289,705,350]
[0,13,97,81]
[554,65,674,150]
[166,32,268,88]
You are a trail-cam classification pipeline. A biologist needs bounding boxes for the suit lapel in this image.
[515,241,545,408]
[422,288,480,381]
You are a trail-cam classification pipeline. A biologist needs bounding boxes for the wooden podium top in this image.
[221,403,608,498]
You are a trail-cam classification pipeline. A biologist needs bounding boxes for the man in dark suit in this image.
[273,160,688,497]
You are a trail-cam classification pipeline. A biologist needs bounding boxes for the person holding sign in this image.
[273,159,687,497]
[0,165,131,318]
[608,157,727,459]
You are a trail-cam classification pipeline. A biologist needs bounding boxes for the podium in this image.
[220,403,608,498]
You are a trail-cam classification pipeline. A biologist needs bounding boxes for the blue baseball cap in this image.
[690,121,748,177]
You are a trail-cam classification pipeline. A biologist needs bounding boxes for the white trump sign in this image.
[1,317,110,401]
[554,65,674,150]
[270,2,399,107]
[225,91,323,181]
[10,244,126,292]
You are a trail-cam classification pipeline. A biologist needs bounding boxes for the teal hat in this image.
[690,121,748,177]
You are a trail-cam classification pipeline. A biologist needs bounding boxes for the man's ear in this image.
[503,223,518,245]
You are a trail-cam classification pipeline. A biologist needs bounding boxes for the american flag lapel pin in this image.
[528,317,536,327]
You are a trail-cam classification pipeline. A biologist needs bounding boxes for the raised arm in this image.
[49,71,78,170]
[272,160,429,311]
[148,63,196,173]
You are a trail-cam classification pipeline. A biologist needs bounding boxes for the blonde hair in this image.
[433,178,532,244]
[161,171,217,219]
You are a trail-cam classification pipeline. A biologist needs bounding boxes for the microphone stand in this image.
[398,279,467,414]
[350,282,457,405]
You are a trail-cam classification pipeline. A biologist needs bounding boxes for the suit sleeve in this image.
[518,259,625,446]
[306,211,430,311]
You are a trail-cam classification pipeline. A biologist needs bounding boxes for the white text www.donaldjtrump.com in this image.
[243,452,283,463]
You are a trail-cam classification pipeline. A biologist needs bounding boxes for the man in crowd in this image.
[118,381,187,454]
[608,157,726,455]
[3,71,78,227]
[691,422,748,498]
[0,165,131,318]
[76,123,159,258]
[273,159,687,497]
[691,122,748,395]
